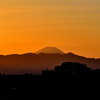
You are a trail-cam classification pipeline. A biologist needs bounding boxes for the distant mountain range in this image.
[0,47,100,75]
[35,47,64,54]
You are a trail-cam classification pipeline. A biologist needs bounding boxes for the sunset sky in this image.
[0,0,100,58]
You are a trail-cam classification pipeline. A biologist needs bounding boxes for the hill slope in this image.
[0,52,100,75]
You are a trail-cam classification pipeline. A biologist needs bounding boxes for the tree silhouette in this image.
[54,62,91,75]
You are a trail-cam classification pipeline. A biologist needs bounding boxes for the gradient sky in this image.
[0,0,100,58]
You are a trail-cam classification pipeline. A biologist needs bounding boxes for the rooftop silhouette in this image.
[0,61,100,100]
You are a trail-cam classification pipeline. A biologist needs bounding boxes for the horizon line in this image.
[0,52,99,59]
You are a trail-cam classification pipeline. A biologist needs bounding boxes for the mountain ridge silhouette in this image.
[0,47,100,75]
[0,52,100,75]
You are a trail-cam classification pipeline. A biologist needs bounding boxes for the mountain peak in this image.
[35,47,64,54]
[67,52,75,55]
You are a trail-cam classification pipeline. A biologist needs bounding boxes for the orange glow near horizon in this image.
[0,0,100,58]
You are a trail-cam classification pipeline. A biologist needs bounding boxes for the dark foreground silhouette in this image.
[0,62,100,100]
